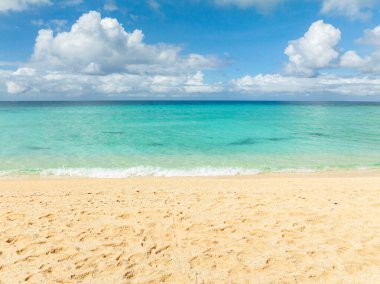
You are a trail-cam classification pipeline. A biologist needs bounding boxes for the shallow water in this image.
[1,101,380,177]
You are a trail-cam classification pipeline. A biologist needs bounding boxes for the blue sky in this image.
[1,0,380,100]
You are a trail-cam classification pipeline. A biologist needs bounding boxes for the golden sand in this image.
[1,172,380,283]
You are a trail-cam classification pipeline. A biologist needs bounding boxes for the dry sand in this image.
[0,172,380,283]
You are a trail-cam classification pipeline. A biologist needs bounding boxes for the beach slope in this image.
[1,173,380,283]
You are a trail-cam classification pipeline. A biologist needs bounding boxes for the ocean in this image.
[1,101,380,177]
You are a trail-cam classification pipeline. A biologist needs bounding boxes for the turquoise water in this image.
[1,101,380,177]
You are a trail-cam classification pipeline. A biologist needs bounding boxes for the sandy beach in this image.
[1,172,380,283]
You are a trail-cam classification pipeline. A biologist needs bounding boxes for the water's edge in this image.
[0,165,377,179]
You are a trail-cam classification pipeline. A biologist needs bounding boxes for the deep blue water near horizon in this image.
[1,101,380,177]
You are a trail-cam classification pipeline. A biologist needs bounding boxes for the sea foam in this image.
[41,166,262,178]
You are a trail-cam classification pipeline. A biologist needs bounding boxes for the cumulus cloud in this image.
[321,0,377,20]
[339,25,380,73]
[359,25,380,47]
[231,73,380,96]
[1,11,221,98]
[284,20,341,77]
[340,50,369,69]
[213,0,283,11]
[232,19,380,97]
[30,11,218,75]
[3,8,380,99]
[0,0,50,12]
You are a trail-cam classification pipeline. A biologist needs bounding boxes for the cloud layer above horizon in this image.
[3,11,221,97]
[2,1,380,99]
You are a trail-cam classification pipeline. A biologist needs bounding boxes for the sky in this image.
[1,0,380,100]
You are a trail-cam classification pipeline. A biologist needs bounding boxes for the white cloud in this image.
[3,9,380,99]
[0,11,221,98]
[4,68,221,97]
[231,20,380,97]
[6,81,28,94]
[321,0,377,20]
[148,0,161,13]
[32,19,68,32]
[0,0,50,12]
[339,25,380,73]
[30,11,218,75]
[284,20,341,77]
[184,71,222,93]
[213,0,283,11]
[104,0,118,12]
[49,19,68,31]
[231,73,380,96]
[359,25,380,46]
[340,50,369,69]
[13,67,37,76]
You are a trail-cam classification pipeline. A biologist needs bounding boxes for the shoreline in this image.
[1,167,380,181]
